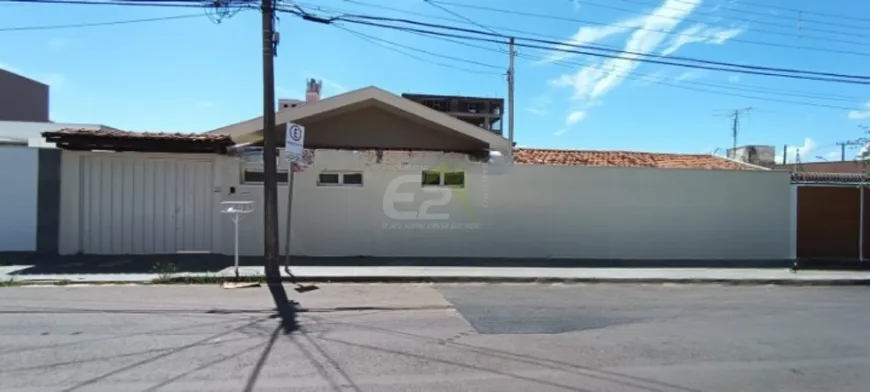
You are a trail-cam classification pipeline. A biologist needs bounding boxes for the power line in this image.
[414,0,870,58]
[0,0,221,8]
[308,12,870,84]
[663,0,870,31]
[587,0,870,41]
[334,25,503,75]
[422,0,500,37]
[676,0,870,25]
[398,23,868,104]
[0,13,206,31]
[391,22,868,110]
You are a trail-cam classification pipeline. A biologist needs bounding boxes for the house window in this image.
[444,172,465,187]
[422,170,465,188]
[242,169,288,184]
[422,171,441,186]
[318,172,363,187]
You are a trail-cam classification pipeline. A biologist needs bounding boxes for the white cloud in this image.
[774,138,817,164]
[554,128,568,136]
[848,101,870,120]
[728,74,741,83]
[660,24,744,56]
[298,70,348,95]
[195,100,215,109]
[825,151,841,160]
[46,37,73,51]
[710,28,743,44]
[538,18,646,64]
[566,110,586,125]
[674,69,706,82]
[320,76,347,93]
[634,70,668,86]
[525,94,552,116]
[550,0,703,127]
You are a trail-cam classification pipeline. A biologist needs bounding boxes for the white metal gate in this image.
[80,154,216,254]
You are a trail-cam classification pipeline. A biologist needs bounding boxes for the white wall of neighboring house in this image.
[0,120,107,148]
[56,149,793,259]
[0,145,38,251]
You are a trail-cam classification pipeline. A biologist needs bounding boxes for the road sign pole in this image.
[283,123,305,275]
[284,166,295,270]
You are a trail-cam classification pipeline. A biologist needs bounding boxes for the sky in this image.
[1,0,870,163]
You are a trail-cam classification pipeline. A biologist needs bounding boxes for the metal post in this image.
[233,215,240,277]
[284,168,295,269]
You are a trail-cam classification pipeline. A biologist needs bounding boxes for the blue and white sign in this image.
[284,123,305,163]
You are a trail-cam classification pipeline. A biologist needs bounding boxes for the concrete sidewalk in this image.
[3,265,870,285]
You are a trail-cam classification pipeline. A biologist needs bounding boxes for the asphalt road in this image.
[0,283,868,391]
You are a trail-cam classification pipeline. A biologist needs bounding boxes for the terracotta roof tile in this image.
[42,128,234,144]
[791,171,869,183]
[512,148,762,170]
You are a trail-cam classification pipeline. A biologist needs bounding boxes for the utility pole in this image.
[836,141,862,161]
[730,111,739,151]
[507,37,515,157]
[716,107,754,155]
[838,142,848,161]
[261,0,280,285]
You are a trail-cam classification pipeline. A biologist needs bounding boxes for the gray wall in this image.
[0,69,49,122]
[0,146,60,253]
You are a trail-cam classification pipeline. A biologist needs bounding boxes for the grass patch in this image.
[151,275,266,285]
[0,278,21,287]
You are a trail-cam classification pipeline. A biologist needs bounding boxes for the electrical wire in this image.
[0,0,216,8]
[0,13,206,31]
[582,0,870,41]
[637,0,870,31]
[671,0,870,25]
[406,0,870,58]
[410,27,867,104]
[324,13,870,83]
[392,23,869,111]
[335,25,503,75]
[422,0,501,36]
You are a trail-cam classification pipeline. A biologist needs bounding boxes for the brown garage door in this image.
[797,186,860,259]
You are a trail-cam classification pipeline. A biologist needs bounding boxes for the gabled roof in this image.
[513,148,768,170]
[208,86,510,149]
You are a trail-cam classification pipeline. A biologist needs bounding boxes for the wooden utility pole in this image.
[261,0,280,285]
[507,36,515,156]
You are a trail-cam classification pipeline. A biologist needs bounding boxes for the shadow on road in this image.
[312,318,704,392]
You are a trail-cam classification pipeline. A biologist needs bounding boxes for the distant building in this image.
[0,68,49,123]
[401,93,504,136]
[727,145,777,168]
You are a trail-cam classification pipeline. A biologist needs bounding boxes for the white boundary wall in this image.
[219,150,792,259]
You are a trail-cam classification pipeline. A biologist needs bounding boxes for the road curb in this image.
[4,276,870,286]
[278,276,870,286]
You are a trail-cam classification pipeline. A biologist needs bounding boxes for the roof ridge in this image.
[513,147,711,156]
